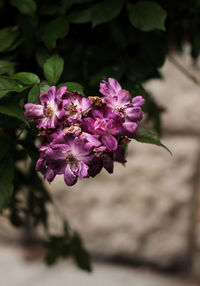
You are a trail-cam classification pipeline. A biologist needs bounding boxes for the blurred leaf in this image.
[109,21,127,48]
[0,161,14,210]
[0,77,24,99]
[36,47,50,68]
[40,84,50,93]
[71,233,92,272]
[11,72,40,85]
[69,0,124,26]
[91,0,124,27]
[18,138,39,164]
[0,27,20,52]
[41,17,69,49]
[44,54,64,85]
[58,82,84,95]
[0,102,28,125]
[0,60,16,74]
[10,0,37,15]
[89,64,123,86]
[128,1,167,31]
[0,135,11,159]
[135,126,171,155]
[124,80,147,98]
[28,84,40,104]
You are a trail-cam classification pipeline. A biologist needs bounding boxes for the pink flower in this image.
[24,79,145,186]
[25,86,66,129]
[46,135,94,186]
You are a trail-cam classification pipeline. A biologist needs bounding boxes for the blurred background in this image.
[1,50,200,286]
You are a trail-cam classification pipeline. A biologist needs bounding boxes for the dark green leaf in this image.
[71,233,92,272]
[0,60,16,75]
[0,136,11,160]
[40,84,50,93]
[0,77,24,99]
[123,80,147,98]
[28,84,40,104]
[41,17,69,49]
[11,72,40,85]
[69,0,124,26]
[0,27,20,52]
[135,126,172,155]
[128,1,167,31]
[44,54,64,85]
[58,82,84,95]
[36,47,50,68]
[91,0,124,27]
[10,0,37,15]
[0,161,14,210]
[0,103,28,125]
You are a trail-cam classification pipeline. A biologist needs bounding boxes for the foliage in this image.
[0,0,199,271]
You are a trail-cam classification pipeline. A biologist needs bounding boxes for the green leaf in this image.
[135,126,172,155]
[0,60,16,75]
[0,161,14,210]
[41,17,69,49]
[91,0,124,27]
[11,72,40,85]
[0,77,24,99]
[36,47,50,68]
[28,84,40,104]
[128,1,167,31]
[0,27,20,52]
[44,54,64,85]
[10,0,37,15]
[123,80,147,99]
[9,72,39,86]
[40,84,50,93]
[71,233,92,272]
[69,0,124,26]
[0,103,29,125]
[0,136,11,160]
[58,82,84,95]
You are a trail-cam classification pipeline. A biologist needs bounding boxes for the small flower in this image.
[46,135,94,186]
[83,109,123,151]
[62,92,90,124]
[24,86,66,129]
[99,77,121,97]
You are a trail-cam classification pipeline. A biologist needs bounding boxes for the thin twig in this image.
[168,55,200,87]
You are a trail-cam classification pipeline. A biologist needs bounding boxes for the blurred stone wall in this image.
[47,53,200,273]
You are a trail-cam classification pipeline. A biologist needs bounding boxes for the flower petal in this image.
[44,167,56,182]
[117,90,131,106]
[78,162,89,179]
[123,122,138,137]
[82,97,91,112]
[126,107,143,121]
[99,78,121,97]
[64,164,77,186]
[132,96,145,107]
[102,154,114,173]
[24,103,43,120]
[102,134,118,151]
[56,86,67,99]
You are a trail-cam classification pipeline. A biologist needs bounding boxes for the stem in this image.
[168,55,200,87]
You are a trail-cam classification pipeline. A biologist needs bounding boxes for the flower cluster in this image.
[24,78,145,186]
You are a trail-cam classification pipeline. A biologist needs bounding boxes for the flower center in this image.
[68,103,77,115]
[66,126,81,134]
[66,153,77,164]
[90,96,106,108]
[45,105,54,118]
[117,107,126,116]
